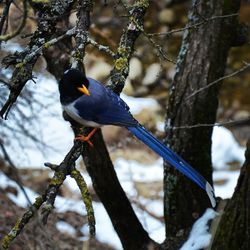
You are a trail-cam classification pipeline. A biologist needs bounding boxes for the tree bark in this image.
[212,139,250,249]
[164,0,241,241]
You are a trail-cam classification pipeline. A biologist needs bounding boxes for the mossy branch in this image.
[1,141,96,249]
[71,169,96,235]
[108,0,150,94]
[0,0,75,119]
[1,195,45,249]
[118,0,176,66]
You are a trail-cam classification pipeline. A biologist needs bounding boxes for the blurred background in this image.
[0,0,249,249]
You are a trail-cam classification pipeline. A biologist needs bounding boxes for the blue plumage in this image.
[59,69,216,207]
[128,126,206,189]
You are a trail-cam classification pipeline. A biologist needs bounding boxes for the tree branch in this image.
[0,0,74,119]
[1,141,95,249]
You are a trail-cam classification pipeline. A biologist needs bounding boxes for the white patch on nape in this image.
[64,102,102,128]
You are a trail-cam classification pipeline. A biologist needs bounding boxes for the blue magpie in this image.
[59,68,216,207]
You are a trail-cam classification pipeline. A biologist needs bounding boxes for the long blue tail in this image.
[127,125,216,207]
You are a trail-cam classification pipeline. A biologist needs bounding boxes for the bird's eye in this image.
[77,84,90,96]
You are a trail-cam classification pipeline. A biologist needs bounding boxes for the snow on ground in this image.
[180,209,218,250]
[0,172,35,207]
[1,41,23,52]
[115,157,163,183]
[90,202,122,249]
[212,126,244,199]
[56,221,77,236]
[212,126,245,169]
[213,170,240,199]
[120,93,159,115]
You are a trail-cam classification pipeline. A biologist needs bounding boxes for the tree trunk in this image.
[212,139,250,249]
[164,0,241,241]
[82,129,157,250]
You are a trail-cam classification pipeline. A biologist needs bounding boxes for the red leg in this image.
[75,128,98,147]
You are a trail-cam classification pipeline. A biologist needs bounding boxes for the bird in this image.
[59,68,216,207]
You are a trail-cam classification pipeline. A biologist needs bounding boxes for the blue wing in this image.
[74,78,137,127]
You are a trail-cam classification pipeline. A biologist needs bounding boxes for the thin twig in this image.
[149,13,238,37]
[119,0,176,64]
[87,37,115,57]
[0,78,10,86]
[0,142,32,205]
[172,117,250,130]
[23,27,76,65]
[1,141,95,249]
[186,62,250,100]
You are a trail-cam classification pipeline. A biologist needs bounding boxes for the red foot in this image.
[74,128,97,147]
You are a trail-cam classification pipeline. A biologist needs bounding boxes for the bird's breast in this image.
[63,103,102,128]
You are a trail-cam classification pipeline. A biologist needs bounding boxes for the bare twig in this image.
[0,78,10,86]
[172,117,250,130]
[23,27,76,64]
[87,37,115,57]
[149,13,239,37]
[71,0,93,69]
[186,62,250,100]
[118,0,176,64]
[0,142,32,205]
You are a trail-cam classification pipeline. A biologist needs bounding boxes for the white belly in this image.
[63,104,102,128]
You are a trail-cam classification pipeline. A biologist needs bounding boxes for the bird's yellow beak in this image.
[78,84,90,96]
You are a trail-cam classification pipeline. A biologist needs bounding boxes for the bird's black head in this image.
[59,68,90,105]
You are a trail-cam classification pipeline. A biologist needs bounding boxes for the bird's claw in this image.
[74,128,97,147]
[74,135,94,147]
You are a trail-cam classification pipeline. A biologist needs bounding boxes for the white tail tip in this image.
[206,182,216,208]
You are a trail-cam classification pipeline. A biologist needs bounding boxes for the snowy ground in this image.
[1,75,246,249]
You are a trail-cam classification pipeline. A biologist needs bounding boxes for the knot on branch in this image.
[41,202,53,224]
